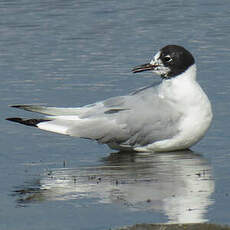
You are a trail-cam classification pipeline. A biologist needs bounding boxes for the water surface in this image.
[1,0,230,229]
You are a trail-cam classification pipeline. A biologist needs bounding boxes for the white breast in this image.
[135,64,213,152]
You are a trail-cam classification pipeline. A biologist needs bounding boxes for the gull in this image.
[6,45,212,152]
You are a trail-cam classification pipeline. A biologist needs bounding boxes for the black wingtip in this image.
[9,105,26,109]
[6,117,50,127]
[10,105,21,108]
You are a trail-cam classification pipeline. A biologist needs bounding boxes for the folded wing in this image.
[7,87,181,149]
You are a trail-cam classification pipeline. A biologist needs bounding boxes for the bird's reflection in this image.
[14,150,214,223]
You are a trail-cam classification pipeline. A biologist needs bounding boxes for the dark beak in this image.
[132,63,157,73]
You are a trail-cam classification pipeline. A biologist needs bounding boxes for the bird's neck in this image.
[159,64,200,103]
[173,64,197,82]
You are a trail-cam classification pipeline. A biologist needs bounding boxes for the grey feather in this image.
[65,85,181,147]
[9,84,181,149]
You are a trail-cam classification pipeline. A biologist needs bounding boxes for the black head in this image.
[159,45,195,77]
[132,45,195,78]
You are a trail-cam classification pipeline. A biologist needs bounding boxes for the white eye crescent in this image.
[163,55,172,63]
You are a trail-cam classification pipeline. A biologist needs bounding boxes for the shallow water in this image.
[1,0,230,229]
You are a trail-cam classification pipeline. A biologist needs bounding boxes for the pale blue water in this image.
[1,0,230,229]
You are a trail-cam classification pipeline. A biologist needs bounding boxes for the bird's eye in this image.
[163,55,172,63]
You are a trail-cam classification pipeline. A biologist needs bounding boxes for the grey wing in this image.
[69,88,181,147]
[10,86,181,147]
[112,94,181,147]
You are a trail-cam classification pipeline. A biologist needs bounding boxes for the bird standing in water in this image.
[7,45,212,152]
